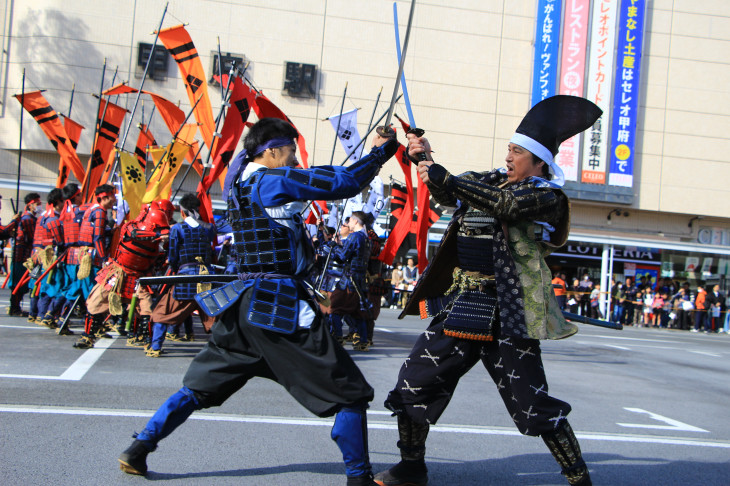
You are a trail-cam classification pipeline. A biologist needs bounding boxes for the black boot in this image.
[374,415,429,486]
[347,473,377,486]
[542,421,592,486]
[118,438,155,476]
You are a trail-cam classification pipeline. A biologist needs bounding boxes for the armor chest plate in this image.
[228,170,298,275]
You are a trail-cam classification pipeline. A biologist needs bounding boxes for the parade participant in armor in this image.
[8,193,42,317]
[69,184,117,306]
[151,199,175,224]
[374,96,601,486]
[328,210,373,351]
[34,189,67,329]
[0,199,20,239]
[73,205,169,349]
[146,193,216,357]
[365,215,385,346]
[58,183,89,325]
[26,190,64,323]
[118,118,398,486]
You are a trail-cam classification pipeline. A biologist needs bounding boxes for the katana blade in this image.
[562,311,623,330]
[393,1,417,130]
[139,274,238,286]
[383,0,417,132]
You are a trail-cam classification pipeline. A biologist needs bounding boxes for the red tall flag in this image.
[378,144,415,265]
[104,84,203,171]
[157,25,216,150]
[394,115,435,271]
[134,123,157,169]
[15,91,86,185]
[199,76,254,192]
[57,115,85,187]
[81,99,127,201]
[252,92,310,168]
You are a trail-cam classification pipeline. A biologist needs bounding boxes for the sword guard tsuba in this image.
[376,125,397,139]
[407,128,425,137]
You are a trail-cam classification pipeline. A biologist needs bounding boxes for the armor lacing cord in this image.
[195,257,211,293]
[444,267,496,296]
[106,265,125,316]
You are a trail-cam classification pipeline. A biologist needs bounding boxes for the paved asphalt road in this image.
[1,290,729,485]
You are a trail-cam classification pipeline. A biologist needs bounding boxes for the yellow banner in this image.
[143,141,190,203]
[117,149,146,219]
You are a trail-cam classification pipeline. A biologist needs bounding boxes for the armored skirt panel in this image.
[228,171,298,276]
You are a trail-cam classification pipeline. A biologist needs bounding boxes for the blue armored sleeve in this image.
[331,233,361,263]
[257,140,398,207]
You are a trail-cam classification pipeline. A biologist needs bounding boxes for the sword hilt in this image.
[407,128,427,165]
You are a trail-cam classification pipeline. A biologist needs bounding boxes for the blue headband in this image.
[223,137,297,206]
[252,137,295,157]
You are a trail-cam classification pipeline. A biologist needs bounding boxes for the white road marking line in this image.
[618,407,709,433]
[374,327,394,333]
[689,350,721,357]
[0,324,48,330]
[0,337,116,381]
[1,405,728,449]
[590,335,679,343]
[601,343,631,351]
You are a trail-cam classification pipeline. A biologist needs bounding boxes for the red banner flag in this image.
[15,91,86,185]
[157,25,216,150]
[378,145,414,265]
[104,83,203,171]
[82,98,127,200]
[57,114,85,187]
[134,123,157,169]
[199,76,254,192]
[252,92,310,168]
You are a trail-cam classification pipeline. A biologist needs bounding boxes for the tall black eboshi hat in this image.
[510,95,602,187]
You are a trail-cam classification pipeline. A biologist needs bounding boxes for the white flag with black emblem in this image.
[329,108,362,164]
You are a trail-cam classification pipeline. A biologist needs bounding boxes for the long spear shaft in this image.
[359,87,383,161]
[117,2,168,154]
[339,93,401,166]
[81,59,107,201]
[328,82,348,166]
[144,92,203,185]
[10,69,25,290]
[298,95,403,219]
[173,64,237,200]
[67,83,75,118]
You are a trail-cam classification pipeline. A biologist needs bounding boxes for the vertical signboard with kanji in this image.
[530,0,562,107]
[556,0,590,182]
[581,0,618,184]
[608,0,647,187]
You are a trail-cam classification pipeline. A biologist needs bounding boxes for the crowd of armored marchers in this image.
[0,184,440,354]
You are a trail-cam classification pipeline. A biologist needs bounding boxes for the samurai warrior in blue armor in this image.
[147,193,218,356]
[119,118,398,486]
[328,210,373,351]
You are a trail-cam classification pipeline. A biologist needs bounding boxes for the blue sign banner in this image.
[530,0,562,106]
[608,0,647,187]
